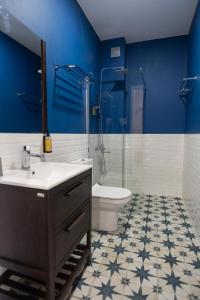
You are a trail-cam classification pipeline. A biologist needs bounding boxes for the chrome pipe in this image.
[0,157,3,177]
[183,76,200,81]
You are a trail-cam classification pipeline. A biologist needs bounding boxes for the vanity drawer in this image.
[54,175,91,228]
[55,204,90,266]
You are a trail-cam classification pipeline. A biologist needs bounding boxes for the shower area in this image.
[89,65,146,188]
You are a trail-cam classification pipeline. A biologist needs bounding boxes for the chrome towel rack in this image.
[55,64,95,86]
[54,64,95,134]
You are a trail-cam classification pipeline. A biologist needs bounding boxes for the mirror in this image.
[0,7,47,133]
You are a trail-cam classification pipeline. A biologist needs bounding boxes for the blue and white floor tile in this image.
[72,194,200,300]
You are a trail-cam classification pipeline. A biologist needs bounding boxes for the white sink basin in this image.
[0,162,91,190]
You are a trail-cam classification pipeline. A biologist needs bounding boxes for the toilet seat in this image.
[92,183,132,200]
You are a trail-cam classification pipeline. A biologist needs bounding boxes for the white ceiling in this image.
[77,0,199,44]
[0,6,41,55]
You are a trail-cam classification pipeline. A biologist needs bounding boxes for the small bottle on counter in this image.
[43,133,52,153]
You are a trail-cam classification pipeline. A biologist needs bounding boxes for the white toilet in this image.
[71,158,132,232]
[92,183,132,232]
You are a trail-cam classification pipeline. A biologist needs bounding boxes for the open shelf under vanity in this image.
[0,244,89,300]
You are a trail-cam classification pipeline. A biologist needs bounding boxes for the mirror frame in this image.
[0,6,48,134]
[41,40,48,134]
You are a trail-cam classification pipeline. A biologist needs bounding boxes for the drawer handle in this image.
[64,212,85,233]
[64,182,83,197]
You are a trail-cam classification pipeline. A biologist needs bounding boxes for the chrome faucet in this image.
[95,144,111,154]
[21,146,45,170]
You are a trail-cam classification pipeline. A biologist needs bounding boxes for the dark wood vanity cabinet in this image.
[0,169,92,300]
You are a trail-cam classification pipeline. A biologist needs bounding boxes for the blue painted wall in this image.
[99,38,126,133]
[126,36,188,133]
[3,0,100,133]
[0,31,41,133]
[2,1,193,134]
[186,2,200,133]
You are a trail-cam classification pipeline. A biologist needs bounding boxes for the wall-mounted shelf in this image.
[0,244,89,300]
[54,64,94,133]
[17,93,41,111]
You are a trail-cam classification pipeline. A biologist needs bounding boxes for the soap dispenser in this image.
[43,133,52,153]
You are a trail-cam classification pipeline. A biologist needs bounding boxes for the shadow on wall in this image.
[53,66,84,113]
[0,31,41,132]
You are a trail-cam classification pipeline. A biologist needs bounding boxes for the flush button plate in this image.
[37,193,45,198]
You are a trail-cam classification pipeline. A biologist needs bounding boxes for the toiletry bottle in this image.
[43,133,52,153]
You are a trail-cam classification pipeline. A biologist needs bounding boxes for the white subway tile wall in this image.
[125,134,184,197]
[0,134,43,170]
[1,133,199,235]
[89,134,184,197]
[0,134,88,171]
[183,134,200,237]
[46,134,88,163]
[102,134,124,187]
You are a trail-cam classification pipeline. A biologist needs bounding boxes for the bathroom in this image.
[0,0,199,299]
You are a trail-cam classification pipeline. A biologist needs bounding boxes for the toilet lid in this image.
[92,183,132,200]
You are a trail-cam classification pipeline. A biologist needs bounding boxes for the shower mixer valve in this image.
[95,144,111,154]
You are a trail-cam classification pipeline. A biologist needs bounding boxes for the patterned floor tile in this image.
[72,272,96,298]
[92,250,118,266]
[88,280,124,299]
[71,194,200,300]
[189,285,200,300]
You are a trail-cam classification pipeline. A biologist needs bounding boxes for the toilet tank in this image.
[71,158,94,184]
[71,158,95,185]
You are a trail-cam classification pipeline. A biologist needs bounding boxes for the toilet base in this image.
[92,208,118,232]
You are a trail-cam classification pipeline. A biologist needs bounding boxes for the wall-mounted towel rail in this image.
[55,64,95,85]
[54,64,95,134]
